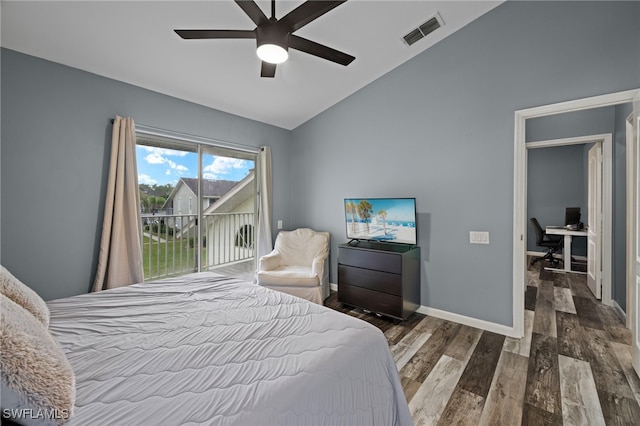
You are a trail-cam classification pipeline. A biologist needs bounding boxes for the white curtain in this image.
[92,116,143,292]
[256,146,273,270]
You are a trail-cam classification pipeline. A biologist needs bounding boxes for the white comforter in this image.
[47,273,412,426]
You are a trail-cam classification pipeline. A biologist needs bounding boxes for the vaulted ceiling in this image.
[1,1,502,129]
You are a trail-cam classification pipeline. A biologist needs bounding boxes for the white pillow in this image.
[0,265,50,327]
[0,295,75,425]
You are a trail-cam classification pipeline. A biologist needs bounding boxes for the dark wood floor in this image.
[324,257,640,425]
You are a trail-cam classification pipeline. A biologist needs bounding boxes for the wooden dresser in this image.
[337,241,420,321]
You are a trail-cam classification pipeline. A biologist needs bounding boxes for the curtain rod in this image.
[109,118,260,154]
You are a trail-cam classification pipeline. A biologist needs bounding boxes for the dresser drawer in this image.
[338,264,401,296]
[338,247,401,274]
[338,284,402,319]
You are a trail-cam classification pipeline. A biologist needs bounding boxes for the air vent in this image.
[403,15,442,46]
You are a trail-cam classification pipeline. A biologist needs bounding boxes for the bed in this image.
[3,271,412,425]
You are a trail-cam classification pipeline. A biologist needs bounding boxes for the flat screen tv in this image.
[344,198,417,245]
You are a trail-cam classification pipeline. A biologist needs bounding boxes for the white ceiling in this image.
[1,1,502,130]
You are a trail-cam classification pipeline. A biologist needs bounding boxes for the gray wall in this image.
[289,1,640,326]
[1,48,292,300]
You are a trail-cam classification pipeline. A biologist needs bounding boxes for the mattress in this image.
[46,272,412,425]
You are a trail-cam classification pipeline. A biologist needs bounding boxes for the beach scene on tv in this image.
[344,198,417,245]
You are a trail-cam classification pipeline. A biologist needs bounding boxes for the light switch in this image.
[277,220,283,229]
[470,231,490,244]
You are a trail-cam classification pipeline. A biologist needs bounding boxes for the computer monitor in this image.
[565,207,581,226]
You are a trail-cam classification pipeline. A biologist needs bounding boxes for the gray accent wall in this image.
[1,1,639,329]
[289,1,640,326]
[1,48,292,300]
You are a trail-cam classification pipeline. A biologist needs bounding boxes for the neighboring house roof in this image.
[203,170,255,215]
[162,177,242,210]
[180,177,239,199]
[175,171,255,237]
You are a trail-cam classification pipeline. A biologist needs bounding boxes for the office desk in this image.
[545,226,588,274]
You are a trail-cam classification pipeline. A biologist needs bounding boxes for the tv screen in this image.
[344,198,417,245]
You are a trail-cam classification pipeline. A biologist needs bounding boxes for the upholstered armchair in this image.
[257,228,330,304]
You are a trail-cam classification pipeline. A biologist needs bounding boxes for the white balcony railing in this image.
[141,212,255,281]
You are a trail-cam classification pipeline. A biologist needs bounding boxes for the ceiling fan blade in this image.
[289,35,355,66]
[280,1,346,32]
[261,62,277,78]
[175,29,256,39]
[235,0,268,26]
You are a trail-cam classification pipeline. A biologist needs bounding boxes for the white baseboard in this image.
[332,283,518,338]
[612,299,627,322]
[416,305,518,338]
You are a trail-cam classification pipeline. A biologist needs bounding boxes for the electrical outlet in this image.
[470,231,490,244]
[277,220,283,229]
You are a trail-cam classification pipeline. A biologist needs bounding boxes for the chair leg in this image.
[531,248,562,265]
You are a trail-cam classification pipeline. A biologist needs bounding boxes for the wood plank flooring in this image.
[324,257,640,425]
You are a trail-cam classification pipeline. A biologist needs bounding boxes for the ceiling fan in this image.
[174,0,355,78]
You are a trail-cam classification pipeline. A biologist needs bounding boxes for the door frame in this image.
[626,114,636,329]
[512,88,640,338]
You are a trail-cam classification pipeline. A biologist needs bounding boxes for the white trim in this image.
[627,115,635,329]
[416,305,518,338]
[612,299,627,323]
[515,89,640,119]
[135,123,260,154]
[602,135,614,306]
[332,285,516,337]
[525,134,611,149]
[513,88,640,338]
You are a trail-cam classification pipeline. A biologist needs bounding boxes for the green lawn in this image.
[142,235,204,280]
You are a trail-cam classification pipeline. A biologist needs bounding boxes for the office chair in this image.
[529,218,563,265]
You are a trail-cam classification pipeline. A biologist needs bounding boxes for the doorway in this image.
[525,134,612,302]
[512,88,640,339]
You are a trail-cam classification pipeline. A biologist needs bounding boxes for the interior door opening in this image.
[525,135,611,303]
[513,89,639,341]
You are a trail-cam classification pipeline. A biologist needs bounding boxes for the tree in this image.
[357,200,373,234]
[346,201,357,233]
[140,195,151,213]
[378,210,388,235]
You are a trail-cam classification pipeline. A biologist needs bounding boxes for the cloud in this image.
[203,157,249,179]
[138,174,157,185]
[139,146,189,157]
[143,148,190,177]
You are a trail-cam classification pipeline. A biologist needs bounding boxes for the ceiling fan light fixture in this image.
[255,23,289,64]
[256,43,288,64]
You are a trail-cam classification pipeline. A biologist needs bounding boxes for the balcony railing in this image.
[141,212,255,281]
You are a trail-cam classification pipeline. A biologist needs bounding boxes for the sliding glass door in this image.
[136,134,257,281]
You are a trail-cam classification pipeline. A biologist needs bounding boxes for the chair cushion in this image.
[0,265,50,327]
[274,228,329,267]
[257,266,320,287]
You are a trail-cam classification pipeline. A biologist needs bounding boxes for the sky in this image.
[136,146,254,186]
